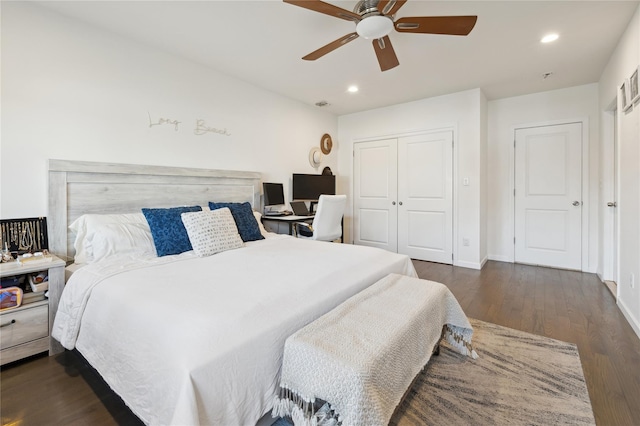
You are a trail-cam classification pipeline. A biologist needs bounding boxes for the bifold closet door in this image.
[354,132,453,263]
[353,139,398,252]
[397,132,453,263]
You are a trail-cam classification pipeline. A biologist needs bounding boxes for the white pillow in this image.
[181,208,244,257]
[69,213,156,263]
[253,211,270,237]
[91,223,157,262]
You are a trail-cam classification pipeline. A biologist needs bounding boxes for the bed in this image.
[48,160,417,425]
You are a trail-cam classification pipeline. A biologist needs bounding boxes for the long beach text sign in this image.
[148,112,231,137]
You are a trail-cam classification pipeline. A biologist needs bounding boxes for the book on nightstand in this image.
[22,290,46,304]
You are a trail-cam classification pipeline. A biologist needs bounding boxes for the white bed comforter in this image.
[52,235,417,425]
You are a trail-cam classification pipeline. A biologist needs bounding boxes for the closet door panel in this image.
[353,139,398,251]
[406,211,446,249]
[398,132,453,263]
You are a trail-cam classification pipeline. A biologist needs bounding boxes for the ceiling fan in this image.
[284,0,477,72]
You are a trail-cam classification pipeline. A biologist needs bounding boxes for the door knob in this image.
[572,201,581,206]
[399,201,403,206]
[607,202,617,207]
[392,201,396,206]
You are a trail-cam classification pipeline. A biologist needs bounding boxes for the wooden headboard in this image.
[48,159,261,261]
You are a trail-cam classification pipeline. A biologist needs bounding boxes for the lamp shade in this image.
[356,16,393,39]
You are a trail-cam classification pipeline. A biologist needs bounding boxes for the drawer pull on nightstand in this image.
[1,319,16,328]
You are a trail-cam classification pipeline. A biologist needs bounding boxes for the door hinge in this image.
[514,237,516,244]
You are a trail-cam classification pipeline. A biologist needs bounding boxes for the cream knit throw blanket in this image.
[273,273,478,426]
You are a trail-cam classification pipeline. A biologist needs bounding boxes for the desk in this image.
[261,215,314,236]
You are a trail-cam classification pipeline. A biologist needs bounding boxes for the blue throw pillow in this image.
[208,201,264,242]
[142,206,202,256]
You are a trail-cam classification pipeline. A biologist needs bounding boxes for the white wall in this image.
[486,84,600,273]
[338,89,484,269]
[598,5,640,337]
[0,2,338,219]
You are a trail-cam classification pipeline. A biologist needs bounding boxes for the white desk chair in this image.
[295,194,346,242]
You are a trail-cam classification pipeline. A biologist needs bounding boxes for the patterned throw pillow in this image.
[142,206,202,256]
[208,201,264,242]
[181,208,244,257]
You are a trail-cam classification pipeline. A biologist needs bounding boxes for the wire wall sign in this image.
[147,112,231,136]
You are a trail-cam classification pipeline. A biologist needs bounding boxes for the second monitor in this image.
[263,182,285,207]
[292,173,335,201]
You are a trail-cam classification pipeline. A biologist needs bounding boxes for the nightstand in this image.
[0,255,65,365]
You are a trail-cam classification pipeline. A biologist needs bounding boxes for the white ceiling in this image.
[35,0,639,115]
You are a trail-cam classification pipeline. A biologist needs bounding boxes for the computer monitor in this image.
[263,182,285,206]
[292,174,336,201]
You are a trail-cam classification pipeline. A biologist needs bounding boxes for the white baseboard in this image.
[454,260,482,270]
[488,254,511,262]
[617,298,640,340]
[488,254,597,274]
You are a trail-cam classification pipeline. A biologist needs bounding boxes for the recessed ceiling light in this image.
[347,85,359,93]
[541,33,559,43]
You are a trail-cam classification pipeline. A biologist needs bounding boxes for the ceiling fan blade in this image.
[302,32,359,61]
[395,16,478,35]
[284,0,361,22]
[372,36,399,72]
[377,0,407,16]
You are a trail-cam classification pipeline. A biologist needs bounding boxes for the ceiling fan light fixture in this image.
[283,0,477,72]
[356,15,394,39]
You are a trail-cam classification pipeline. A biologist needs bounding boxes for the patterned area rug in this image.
[272,318,595,426]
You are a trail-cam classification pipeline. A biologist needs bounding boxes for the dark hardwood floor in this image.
[412,260,640,426]
[1,349,143,426]
[2,260,639,425]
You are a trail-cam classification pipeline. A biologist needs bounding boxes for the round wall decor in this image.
[309,147,323,169]
[320,133,333,155]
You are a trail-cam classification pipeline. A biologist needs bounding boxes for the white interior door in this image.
[397,132,453,263]
[608,108,619,285]
[353,139,398,252]
[514,122,582,270]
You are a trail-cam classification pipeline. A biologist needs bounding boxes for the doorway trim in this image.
[508,117,590,271]
[600,99,619,288]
